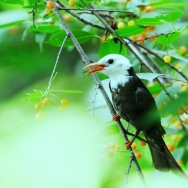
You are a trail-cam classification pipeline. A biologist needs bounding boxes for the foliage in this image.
[1,0,188,187]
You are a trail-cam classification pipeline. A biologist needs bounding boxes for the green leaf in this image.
[0,20,25,29]
[155,85,182,106]
[48,29,94,47]
[98,39,127,58]
[51,90,83,94]
[159,90,188,116]
[30,25,60,34]
[115,26,145,37]
[135,18,164,26]
[157,11,184,22]
[154,3,188,9]
[137,73,167,82]
[1,0,24,5]
[156,32,180,49]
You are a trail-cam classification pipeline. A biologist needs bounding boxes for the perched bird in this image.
[84,54,187,176]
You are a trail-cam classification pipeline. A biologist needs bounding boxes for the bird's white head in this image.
[84,54,133,78]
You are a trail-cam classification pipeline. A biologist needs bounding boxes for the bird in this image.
[84,54,187,177]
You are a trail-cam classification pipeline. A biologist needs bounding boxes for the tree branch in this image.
[52,3,149,188]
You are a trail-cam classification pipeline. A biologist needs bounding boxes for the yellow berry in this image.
[42,98,50,106]
[163,55,171,63]
[63,14,71,22]
[115,145,121,150]
[145,6,153,13]
[131,142,137,150]
[34,103,42,110]
[128,20,135,26]
[167,144,175,152]
[109,143,116,149]
[149,35,156,41]
[61,98,69,106]
[69,0,76,7]
[107,151,114,158]
[179,46,187,55]
[183,118,188,125]
[177,159,183,165]
[171,135,180,142]
[117,22,125,29]
[135,151,142,158]
[46,1,55,9]
[140,140,147,146]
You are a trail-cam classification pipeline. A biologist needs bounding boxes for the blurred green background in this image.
[0,1,188,188]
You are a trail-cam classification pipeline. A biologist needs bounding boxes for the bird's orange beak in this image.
[84,63,106,74]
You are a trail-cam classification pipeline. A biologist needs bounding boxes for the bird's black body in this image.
[85,54,187,177]
[110,67,185,174]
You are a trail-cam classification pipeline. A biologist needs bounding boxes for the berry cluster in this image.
[34,97,69,120]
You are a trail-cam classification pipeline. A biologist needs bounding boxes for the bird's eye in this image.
[108,59,114,64]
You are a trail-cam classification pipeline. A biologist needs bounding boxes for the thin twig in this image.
[58,7,137,16]
[53,3,149,188]
[79,3,149,188]
[44,34,69,97]
[125,152,134,186]
[152,49,188,64]
[56,0,105,30]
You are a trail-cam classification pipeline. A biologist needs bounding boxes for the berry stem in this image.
[44,35,69,97]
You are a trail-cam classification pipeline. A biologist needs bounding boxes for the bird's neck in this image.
[110,74,132,89]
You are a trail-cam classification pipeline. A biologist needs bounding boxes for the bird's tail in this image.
[146,133,187,178]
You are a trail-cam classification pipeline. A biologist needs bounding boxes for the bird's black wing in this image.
[134,76,165,134]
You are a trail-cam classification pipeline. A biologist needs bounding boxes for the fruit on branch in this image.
[177,159,183,165]
[117,22,125,29]
[139,5,146,12]
[140,140,147,146]
[167,144,175,152]
[171,135,180,142]
[69,0,76,7]
[135,150,142,159]
[145,5,153,13]
[107,151,114,158]
[183,118,188,124]
[179,46,187,55]
[163,55,171,63]
[34,103,42,110]
[63,14,71,22]
[84,54,187,175]
[149,35,156,41]
[178,109,184,115]
[128,20,135,26]
[146,26,155,31]
[46,1,55,9]
[130,35,138,41]
[42,98,50,106]
[175,63,182,71]
[131,142,137,150]
[170,116,178,124]
[137,37,145,44]
[109,143,116,149]
[115,145,121,150]
[61,98,69,106]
